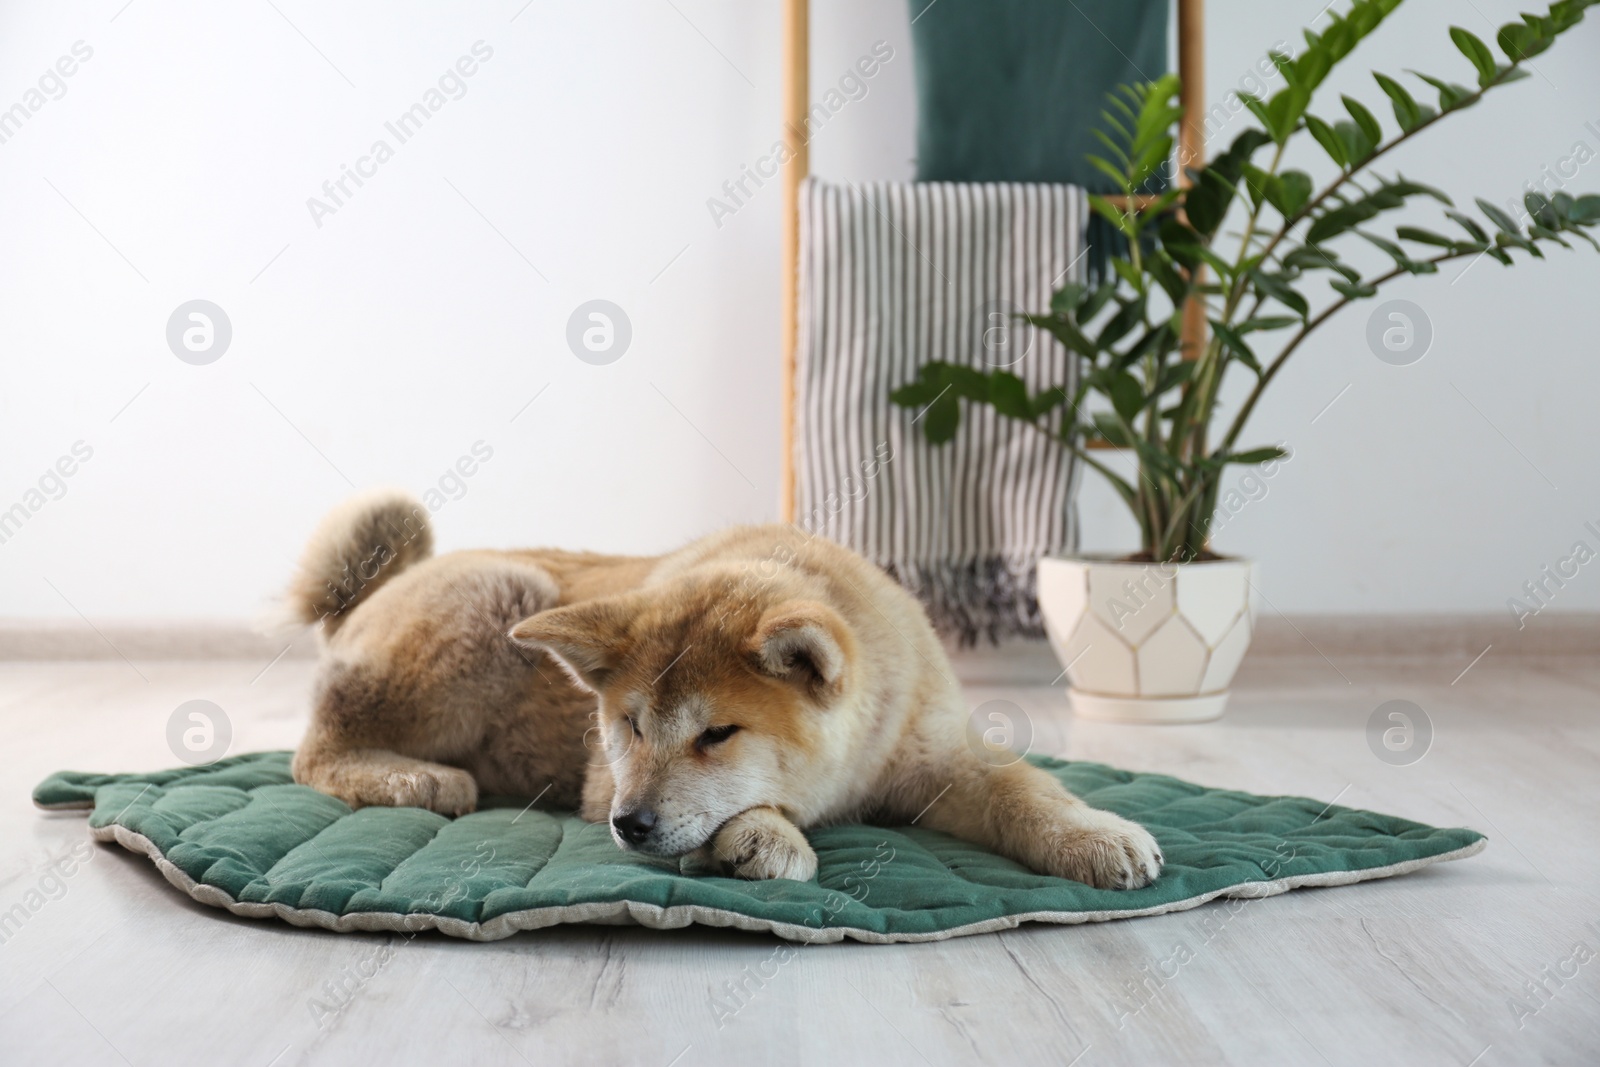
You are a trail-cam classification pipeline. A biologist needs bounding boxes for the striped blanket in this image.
[795,178,1088,643]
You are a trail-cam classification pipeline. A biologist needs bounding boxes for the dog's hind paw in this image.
[710,806,818,882]
[377,765,479,816]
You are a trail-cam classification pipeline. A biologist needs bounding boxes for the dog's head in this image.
[508,574,856,857]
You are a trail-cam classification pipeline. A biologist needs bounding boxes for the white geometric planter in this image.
[1036,555,1255,724]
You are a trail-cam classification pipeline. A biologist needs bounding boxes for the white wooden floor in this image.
[2,651,1597,1066]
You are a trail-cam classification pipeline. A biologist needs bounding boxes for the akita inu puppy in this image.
[282,490,1162,889]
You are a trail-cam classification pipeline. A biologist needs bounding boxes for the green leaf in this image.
[923,393,960,444]
[1283,244,1359,281]
[1477,196,1523,235]
[1450,26,1498,85]
[1133,439,1182,481]
[1240,162,1273,212]
[1528,221,1572,248]
[1098,108,1131,142]
[1025,314,1097,358]
[988,372,1032,420]
[1108,371,1144,423]
[1153,360,1195,395]
[1359,231,1439,274]
[1571,195,1600,223]
[1524,192,1560,228]
[1158,218,1205,271]
[1294,45,1333,93]
[1373,72,1423,131]
[1273,170,1314,216]
[1390,178,1454,206]
[946,365,989,401]
[1261,84,1310,143]
[1111,257,1146,292]
[1194,247,1238,281]
[1268,50,1296,85]
[1080,282,1119,322]
[1307,203,1371,244]
[1497,21,1536,62]
[1226,446,1290,465]
[1306,178,1452,243]
[1494,226,1544,257]
[1333,119,1375,163]
[1070,445,1141,508]
[1408,70,1476,110]
[1239,91,1273,131]
[1030,386,1068,419]
[1090,128,1132,169]
[1304,115,1349,169]
[889,381,940,407]
[890,362,956,408]
[1120,322,1176,367]
[1445,210,1490,243]
[1238,315,1300,333]
[1182,168,1238,237]
[1086,155,1132,192]
[1208,128,1274,184]
[1342,94,1382,146]
[1210,319,1262,374]
[1396,225,1459,248]
[1048,283,1084,316]
[1088,194,1134,237]
[1090,412,1134,448]
[1331,278,1379,300]
[1145,254,1190,306]
[1096,294,1147,349]
[1107,90,1138,128]
[1247,269,1310,318]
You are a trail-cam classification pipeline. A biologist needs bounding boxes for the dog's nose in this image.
[611,809,657,845]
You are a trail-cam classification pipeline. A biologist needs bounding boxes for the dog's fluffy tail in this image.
[272,489,434,637]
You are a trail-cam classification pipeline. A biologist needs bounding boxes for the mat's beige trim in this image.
[90,822,1488,945]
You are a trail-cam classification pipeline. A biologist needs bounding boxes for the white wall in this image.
[0,0,1595,621]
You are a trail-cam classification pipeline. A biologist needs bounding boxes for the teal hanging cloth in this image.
[908,0,1171,279]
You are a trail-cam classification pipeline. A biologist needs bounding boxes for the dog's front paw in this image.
[1045,807,1163,890]
[711,807,818,882]
[378,765,478,816]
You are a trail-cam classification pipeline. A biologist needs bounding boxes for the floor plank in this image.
[1,654,1596,1065]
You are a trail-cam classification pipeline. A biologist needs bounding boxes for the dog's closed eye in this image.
[696,724,741,750]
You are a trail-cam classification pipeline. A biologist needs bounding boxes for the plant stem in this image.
[1188,143,1285,463]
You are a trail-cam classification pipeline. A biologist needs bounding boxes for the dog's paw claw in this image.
[712,813,818,882]
[1045,808,1163,890]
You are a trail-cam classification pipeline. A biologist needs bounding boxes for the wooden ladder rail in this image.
[779,0,1206,507]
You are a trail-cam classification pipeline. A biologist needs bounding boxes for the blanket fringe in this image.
[883,557,1046,647]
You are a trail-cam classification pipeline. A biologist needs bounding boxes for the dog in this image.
[280,490,1162,888]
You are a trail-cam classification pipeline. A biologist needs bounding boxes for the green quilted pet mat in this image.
[32,751,1485,944]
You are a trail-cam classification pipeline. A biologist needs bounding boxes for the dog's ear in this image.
[746,600,852,701]
[509,600,630,692]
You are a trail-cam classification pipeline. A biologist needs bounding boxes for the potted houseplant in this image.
[892,0,1600,722]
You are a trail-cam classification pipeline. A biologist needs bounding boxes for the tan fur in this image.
[284,494,1163,889]
[274,488,434,635]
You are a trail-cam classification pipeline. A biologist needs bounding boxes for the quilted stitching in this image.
[34,751,1484,940]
